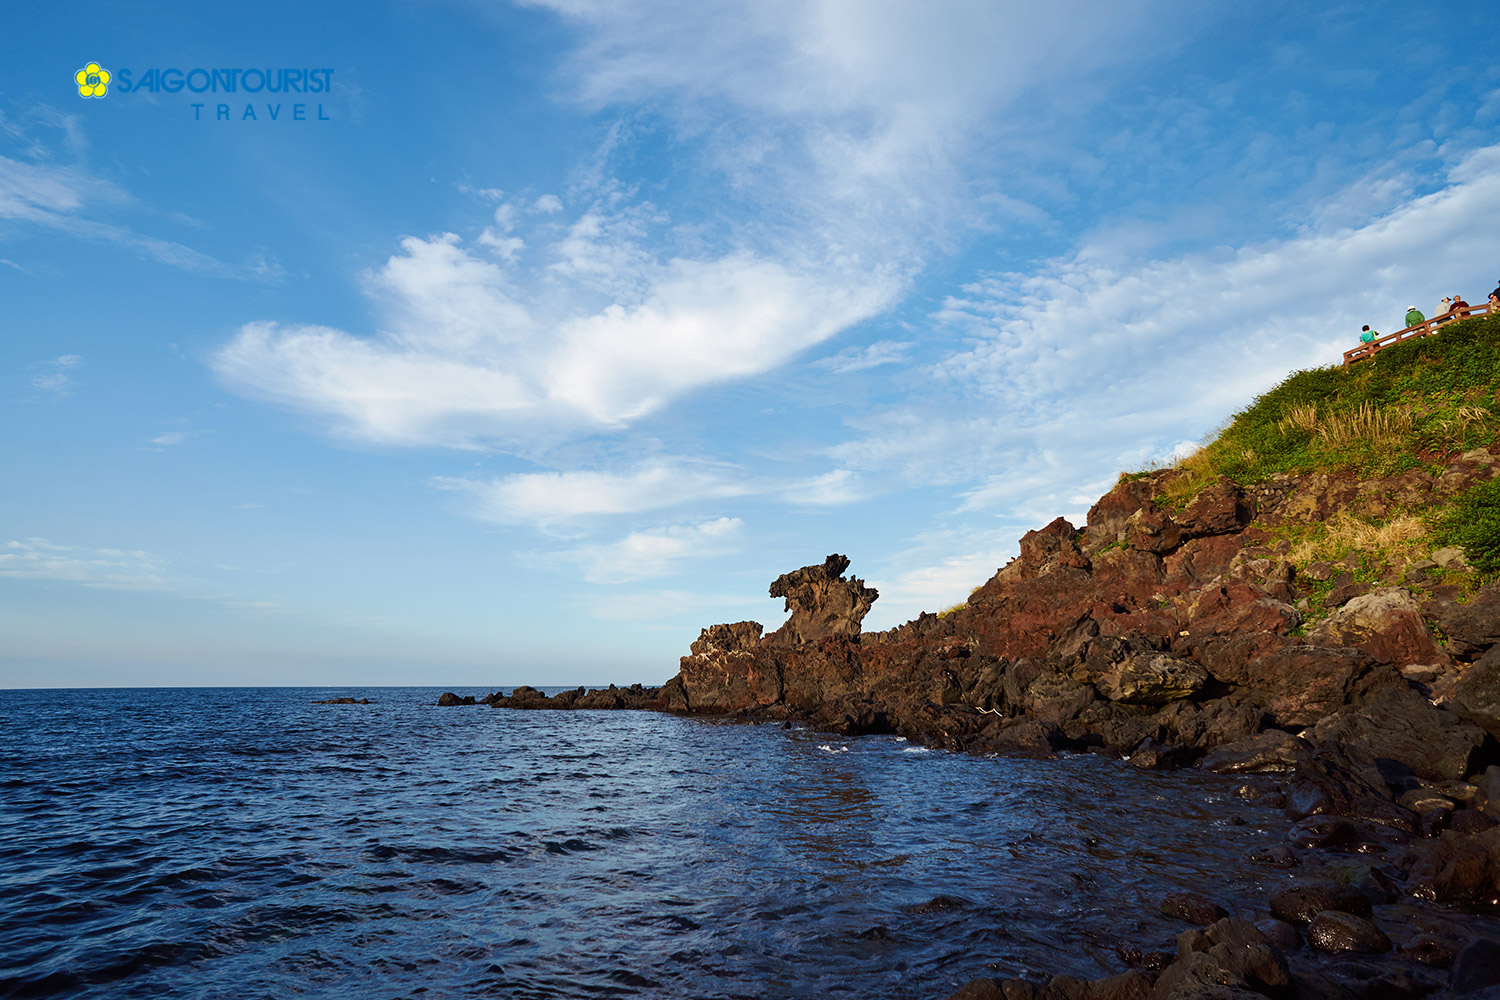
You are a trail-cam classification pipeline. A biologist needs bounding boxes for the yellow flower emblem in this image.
[75,62,111,99]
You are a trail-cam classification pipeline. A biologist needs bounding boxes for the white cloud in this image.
[0,153,269,279]
[569,516,745,583]
[868,549,1010,628]
[217,1,1189,452]
[216,231,897,447]
[433,460,751,522]
[434,459,864,525]
[0,538,172,591]
[147,427,211,449]
[25,354,82,399]
[816,339,912,374]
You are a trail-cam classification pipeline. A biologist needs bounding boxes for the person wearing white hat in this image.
[1404,305,1425,328]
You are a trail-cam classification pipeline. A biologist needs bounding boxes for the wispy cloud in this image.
[23,354,82,400]
[0,538,171,591]
[433,459,752,522]
[816,340,912,374]
[433,459,862,526]
[567,516,745,583]
[147,428,212,449]
[0,107,278,280]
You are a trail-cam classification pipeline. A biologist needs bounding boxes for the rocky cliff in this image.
[661,456,1499,771]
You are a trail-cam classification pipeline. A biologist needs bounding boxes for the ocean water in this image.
[0,687,1288,1000]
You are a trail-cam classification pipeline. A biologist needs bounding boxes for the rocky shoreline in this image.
[462,448,1500,1000]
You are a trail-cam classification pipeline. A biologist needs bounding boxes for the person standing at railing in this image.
[1404,305,1425,328]
[1452,294,1470,317]
[1360,324,1377,344]
[1437,296,1454,326]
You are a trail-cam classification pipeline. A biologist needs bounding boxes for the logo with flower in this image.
[75,62,111,99]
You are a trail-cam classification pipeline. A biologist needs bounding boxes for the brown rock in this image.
[1099,654,1209,705]
[1424,587,1500,659]
[677,621,781,712]
[1085,477,1161,551]
[1244,646,1382,727]
[766,555,877,646]
[1177,480,1252,538]
[1308,588,1449,668]
[1406,826,1500,904]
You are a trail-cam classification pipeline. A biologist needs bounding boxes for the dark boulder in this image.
[1401,933,1460,966]
[1451,645,1500,741]
[676,621,780,712]
[1407,827,1500,905]
[1270,883,1372,924]
[766,554,877,646]
[1285,744,1415,831]
[1243,646,1384,728]
[1160,892,1228,925]
[1129,740,1200,770]
[1424,587,1500,660]
[1155,918,1291,1000]
[1099,654,1208,704]
[1306,911,1391,953]
[1201,731,1308,774]
[1306,687,1488,782]
[436,691,476,706]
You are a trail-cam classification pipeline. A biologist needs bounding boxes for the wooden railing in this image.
[1344,302,1496,364]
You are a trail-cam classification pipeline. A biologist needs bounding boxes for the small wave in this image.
[902,747,932,753]
[816,744,849,754]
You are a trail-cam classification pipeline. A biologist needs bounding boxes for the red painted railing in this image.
[1344,302,1496,365]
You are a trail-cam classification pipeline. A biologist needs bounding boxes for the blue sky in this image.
[4,1,1499,688]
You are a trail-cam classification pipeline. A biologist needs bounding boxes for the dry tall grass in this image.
[1430,405,1494,445]
[1287,511,1428,565]
[1315,402,1415,451]
[1276,404,1319,435]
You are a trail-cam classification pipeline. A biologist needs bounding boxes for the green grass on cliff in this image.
[1152,314,1500,578]
[1438,477,1500,575]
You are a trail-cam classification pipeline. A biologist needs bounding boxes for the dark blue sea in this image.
[0,687,1289,999]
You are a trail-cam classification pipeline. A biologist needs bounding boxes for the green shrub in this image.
[1435,477,1500,577]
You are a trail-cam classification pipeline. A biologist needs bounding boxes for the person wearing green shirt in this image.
[1404,306,1425,327]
